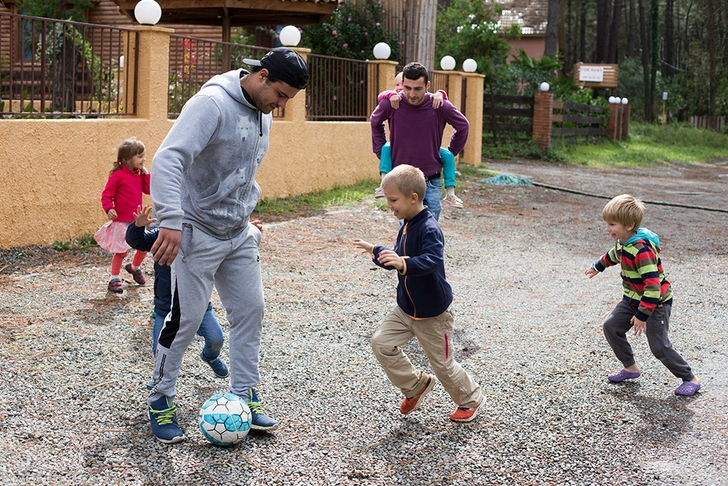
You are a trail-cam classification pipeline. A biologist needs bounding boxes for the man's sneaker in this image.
[246,389,279,431]
[443,194,464,209]
[374,186,385,199]
[125,263,146,285]
[400,375,437,414]
[200,352,229,378]
[108,278,123,293]
[148,395,185,443]
[449,396,484,423]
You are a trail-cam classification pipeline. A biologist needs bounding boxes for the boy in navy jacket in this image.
[354,165,484,422]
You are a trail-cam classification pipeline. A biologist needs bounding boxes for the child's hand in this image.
[353,238,374,254]
[107,209,117,220]
[133,205,157,227]
[389,94,401,110]
[584,267,598,278]
[631,316,647,336]
[377,249,403,270]
[432,91,444,109]
[251,220,263,232]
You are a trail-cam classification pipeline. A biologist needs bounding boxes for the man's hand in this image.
[151,227,182,266]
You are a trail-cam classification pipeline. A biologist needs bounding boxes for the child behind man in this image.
[126,205,229,386]
[585,194,701,396]
[354,164,483,421]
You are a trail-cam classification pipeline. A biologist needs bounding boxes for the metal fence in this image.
[0,12,137,118]
[168,35,278,118]
[306,53,369,121]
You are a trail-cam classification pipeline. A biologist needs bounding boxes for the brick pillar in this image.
[367,60,398,119]
[134,26,174,121]
[532,91,554,149]
[621,103,631,139]
[608,102,622,141]
[460,72,484,166]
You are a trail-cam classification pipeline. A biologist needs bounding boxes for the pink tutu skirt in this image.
[94,221,131,253]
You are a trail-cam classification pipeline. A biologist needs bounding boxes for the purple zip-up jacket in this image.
[370,93,469,178]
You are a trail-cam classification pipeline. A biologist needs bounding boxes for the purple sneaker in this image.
[608,369,641,383]
[674,381,701,396]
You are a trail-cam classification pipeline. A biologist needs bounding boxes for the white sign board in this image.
[579,65,604,83]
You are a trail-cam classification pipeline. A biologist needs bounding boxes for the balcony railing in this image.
[0,12,137,118]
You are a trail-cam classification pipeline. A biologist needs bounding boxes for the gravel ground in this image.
[1,160,727,485]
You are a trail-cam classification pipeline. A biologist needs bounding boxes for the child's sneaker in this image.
[442,194,464,209]
[148,395,185,443]
[374,186,385,199]
[449,395,484,423]
[125,263,146,285]
[246,388,279,431]
[108,278,123,293]
[200,352,229,378]
[400,375,436,414]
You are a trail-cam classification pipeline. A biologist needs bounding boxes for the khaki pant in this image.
[371,306,483,408]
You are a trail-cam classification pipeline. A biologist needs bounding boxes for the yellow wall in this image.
[0,27,482,249]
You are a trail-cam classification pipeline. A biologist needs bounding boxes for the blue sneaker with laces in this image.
[247,388,279,431]
[200,352,229,379]
[148,395,185,443]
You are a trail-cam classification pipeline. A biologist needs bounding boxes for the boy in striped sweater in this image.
[585,194,701,396]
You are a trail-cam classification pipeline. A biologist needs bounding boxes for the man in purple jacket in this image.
[370,62,470,221]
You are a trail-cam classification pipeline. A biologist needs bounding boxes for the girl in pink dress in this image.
[94,138,150,293]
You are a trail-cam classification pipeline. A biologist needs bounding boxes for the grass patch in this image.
[253,179,380,217]
[558,122,728,167]
[52,234,97,251]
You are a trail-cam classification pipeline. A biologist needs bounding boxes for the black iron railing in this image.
[0,12,137,118]
[306,53,369,121]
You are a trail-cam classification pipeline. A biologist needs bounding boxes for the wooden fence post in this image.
[533,91,554,149]
[608,101,623,141]
[367,60,398,119]
[621,103,631,139]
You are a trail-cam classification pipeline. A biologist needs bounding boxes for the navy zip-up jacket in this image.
[125,223,169,316]
[372,208,452,318]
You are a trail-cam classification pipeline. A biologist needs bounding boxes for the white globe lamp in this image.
[608,96,616,104]
[462,58,477,73]
[134,0,162,26]
[440,56,456,71]
[279,25,301,47]
[373,42,391,60]
[539,82,550,92]
[622,97,629,104]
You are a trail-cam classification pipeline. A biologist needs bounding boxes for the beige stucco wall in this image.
[0,27,482,249]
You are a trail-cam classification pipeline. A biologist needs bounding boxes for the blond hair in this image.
[602,194,645,228]
[381,164,426,201]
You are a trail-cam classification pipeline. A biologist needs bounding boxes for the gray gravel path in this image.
[1,161,727,485]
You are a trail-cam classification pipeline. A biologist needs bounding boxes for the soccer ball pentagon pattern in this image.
[198,392,252,446]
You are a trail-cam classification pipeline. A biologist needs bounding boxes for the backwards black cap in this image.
[243,48,309,90]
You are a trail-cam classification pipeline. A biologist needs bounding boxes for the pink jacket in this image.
[101,165,150,222]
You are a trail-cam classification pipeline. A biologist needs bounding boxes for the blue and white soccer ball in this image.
[198,392,252,446]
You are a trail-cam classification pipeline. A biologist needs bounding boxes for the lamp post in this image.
[462,58,477,73]
[279,25,301,47]
[539,82,550,92]
[134,0,162,26]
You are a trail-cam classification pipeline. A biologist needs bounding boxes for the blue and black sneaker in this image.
[148,395,185,444]
[247,388,279,432]
[200,352,229,379]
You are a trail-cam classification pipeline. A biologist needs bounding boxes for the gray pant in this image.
[149,222,264,403]
[603,299,694,381]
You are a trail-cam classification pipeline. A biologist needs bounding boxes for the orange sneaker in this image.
[400,375,437,414]
[449,396,484,422]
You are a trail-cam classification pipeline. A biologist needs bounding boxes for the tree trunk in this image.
[626,0,636,57]
[545,0,560,57]
[596,0,611,62]
[649,0,659,120]
[638,0,654,120]
[607,0,622,63]
[579,0,587,61]
[706,0,717,126]
[663,0,674,77]
[415,0,438,71]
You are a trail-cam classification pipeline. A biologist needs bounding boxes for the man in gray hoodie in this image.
[147,48,308,443]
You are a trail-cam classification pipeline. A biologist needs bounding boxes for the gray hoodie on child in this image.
[151,69,270,239]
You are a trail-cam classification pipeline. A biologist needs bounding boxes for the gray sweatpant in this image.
[149,222,264,404]
[603,299,694,381]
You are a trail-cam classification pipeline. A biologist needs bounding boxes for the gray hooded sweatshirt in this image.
[151,69,270,239]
